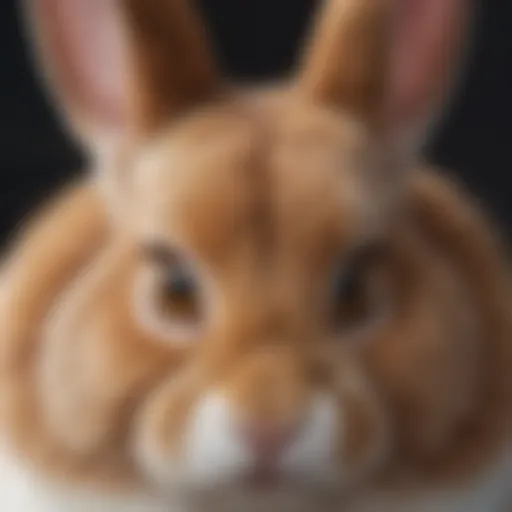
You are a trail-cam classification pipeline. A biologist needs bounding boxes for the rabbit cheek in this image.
[333,367,392,485]
[133,370,204,488]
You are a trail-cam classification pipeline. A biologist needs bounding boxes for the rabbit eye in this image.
[331,265,368,329]
[330,243,383,332]
[142,242,201,325]
[160,264,199,321]
[164,267,195,298]
[333,266,363,306]
[135,242,211,344]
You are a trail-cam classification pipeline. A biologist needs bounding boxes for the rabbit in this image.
[0,0,510,511]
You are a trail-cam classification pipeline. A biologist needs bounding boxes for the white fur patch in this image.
[0,448,174,512]
[280,394,338,484]
[183,393,252,487]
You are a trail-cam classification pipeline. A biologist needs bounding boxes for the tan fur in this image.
[1,0,510,508]
[121,0,222,134]
[298,0,391,121]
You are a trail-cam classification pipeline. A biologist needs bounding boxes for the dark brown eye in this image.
[330,243,383,331]
[333,266,363,305]
[331,266,368,329]
[165,266,196,298]
[142,242,201,323]
[160,262,198,320]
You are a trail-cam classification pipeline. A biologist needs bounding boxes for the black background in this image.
[1,0,511,246]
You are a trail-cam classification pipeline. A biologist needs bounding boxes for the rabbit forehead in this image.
[131,99,380,263]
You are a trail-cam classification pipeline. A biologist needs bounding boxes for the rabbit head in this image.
[14,0,506,508]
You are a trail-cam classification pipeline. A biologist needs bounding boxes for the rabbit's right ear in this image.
[24,0,222,156]
[297,0,471,153]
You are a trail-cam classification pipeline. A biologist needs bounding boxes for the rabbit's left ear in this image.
[297,0,471,150]
[25,0,222,152]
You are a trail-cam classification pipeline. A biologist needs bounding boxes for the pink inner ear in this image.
[42,0,127,130]
[389,0,465,125]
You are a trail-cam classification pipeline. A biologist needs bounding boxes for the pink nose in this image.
[240,422,295,461]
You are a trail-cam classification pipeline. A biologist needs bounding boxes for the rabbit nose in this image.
[240,421,296,461]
